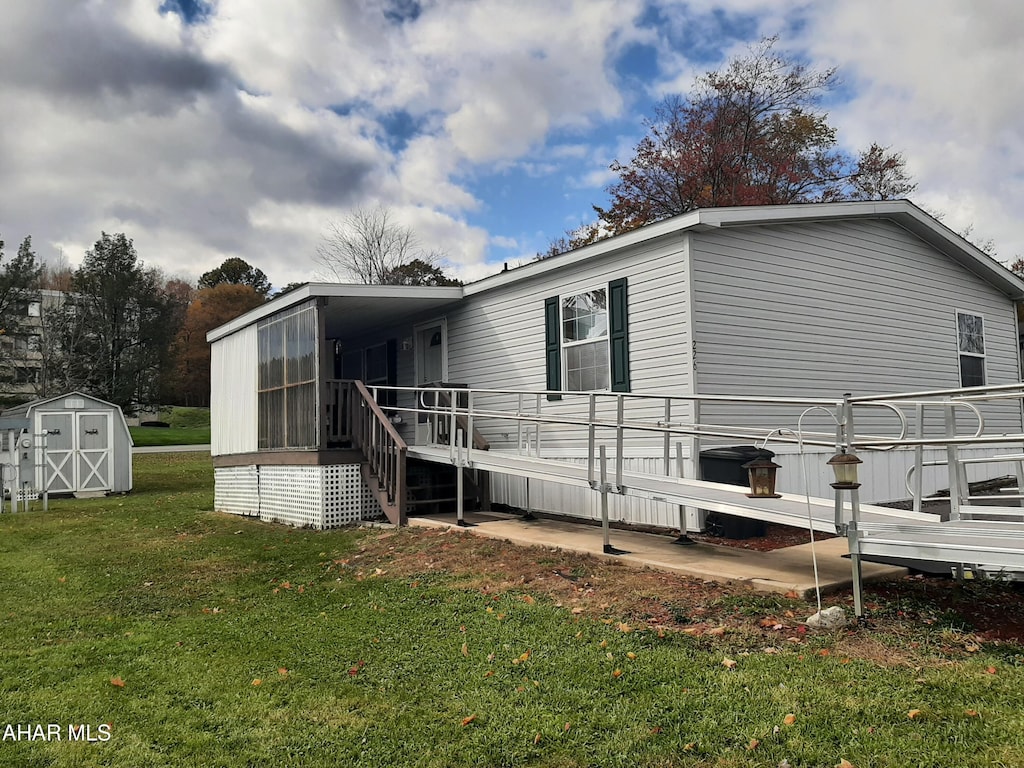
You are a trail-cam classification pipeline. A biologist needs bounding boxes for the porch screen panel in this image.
[258,300,318,449]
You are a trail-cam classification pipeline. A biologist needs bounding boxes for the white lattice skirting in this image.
[214,464,384,529]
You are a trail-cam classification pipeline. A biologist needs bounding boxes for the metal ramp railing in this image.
[354,382,1024,618]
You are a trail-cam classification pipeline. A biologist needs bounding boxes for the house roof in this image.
[208,200,1024,342]
[464,199,1024,300]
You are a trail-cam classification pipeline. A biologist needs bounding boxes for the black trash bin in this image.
[699,446,770,539]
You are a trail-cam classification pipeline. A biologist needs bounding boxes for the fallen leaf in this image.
[58,576,67,583]
[986,666,997,675]
[626,652,637,660]
[649,726,662,734]
[110,676,125,688]
[965,708,980,717]
[722,657,737,669]
[461,714,477,727]
[571,607,584,615]
[278,668,288,676]
[482,670,494,678]
[281,581,291,590]
[519,650,531,662]
[461,642,469,658]
[533,733,542,745]
[784,590,800,599]
[599,640,608,648]
[564,722,571,732]
[252,679,262,686]
[522,595,536,605]
[783,713,796,725]
[818,649,830,657]
[683,742,696,752]
[612,669,623,678]
[707,626,726,637]
[747,738,760,750]
[617,622,633,633]
[836,760,855,768]
[907,709,922,719]
[965,643,980,653]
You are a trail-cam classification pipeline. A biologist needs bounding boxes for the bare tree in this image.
[316,205,446,284]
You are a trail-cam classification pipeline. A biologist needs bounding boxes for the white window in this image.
[561,288,609,391]
[956,311,985,387]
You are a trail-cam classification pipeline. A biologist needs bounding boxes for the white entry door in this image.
[414,322,447,444]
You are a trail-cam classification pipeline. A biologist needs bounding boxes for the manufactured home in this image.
[208,200,1024,532]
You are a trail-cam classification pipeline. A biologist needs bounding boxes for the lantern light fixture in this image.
[741,451,782,499]
[827,448,863,490]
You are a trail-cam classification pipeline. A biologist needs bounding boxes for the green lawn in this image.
[129,425,211,446]
[0,454,1022,767]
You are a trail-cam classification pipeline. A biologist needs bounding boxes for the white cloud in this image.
[798,0,1024,258]
[2,0,1021,295]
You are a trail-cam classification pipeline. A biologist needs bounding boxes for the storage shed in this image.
[2,392,133,496]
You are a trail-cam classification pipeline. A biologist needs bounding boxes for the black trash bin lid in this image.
[699,445,776,460]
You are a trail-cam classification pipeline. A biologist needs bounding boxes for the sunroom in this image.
[208,283,465,527]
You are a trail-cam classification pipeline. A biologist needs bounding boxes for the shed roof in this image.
[2,390,126,417]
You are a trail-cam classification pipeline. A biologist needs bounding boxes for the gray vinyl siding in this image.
[690,219,1023,439]
[447,237,694,455]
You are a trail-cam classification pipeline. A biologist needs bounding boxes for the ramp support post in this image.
[599,446,627,555]
[848,489,865,622]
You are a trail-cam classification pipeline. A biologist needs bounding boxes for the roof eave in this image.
[206,283,465,343]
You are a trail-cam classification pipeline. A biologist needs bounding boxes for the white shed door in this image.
[76,412,111,491]
[40,412,75,493]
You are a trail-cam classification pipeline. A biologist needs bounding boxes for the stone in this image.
[804,605,847,629]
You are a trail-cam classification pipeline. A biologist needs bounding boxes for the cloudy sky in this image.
[1,0,1022,289]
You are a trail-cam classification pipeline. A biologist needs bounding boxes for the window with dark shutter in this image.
[546,279,630,397]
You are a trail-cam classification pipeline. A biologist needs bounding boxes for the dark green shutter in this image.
[544,296,562,400]
[608,278,630,392]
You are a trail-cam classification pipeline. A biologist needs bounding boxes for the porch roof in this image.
[208,283,464,342]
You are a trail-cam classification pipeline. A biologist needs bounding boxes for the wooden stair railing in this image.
[348,380,408,526]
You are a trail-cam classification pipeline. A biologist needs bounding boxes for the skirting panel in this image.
[213,463,385,529]
[214,466,259,516]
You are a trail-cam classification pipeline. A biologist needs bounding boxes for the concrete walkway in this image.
[409,511,907,599]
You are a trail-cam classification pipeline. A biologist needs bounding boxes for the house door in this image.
[415,323,446,385]
[414,322,447,444]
